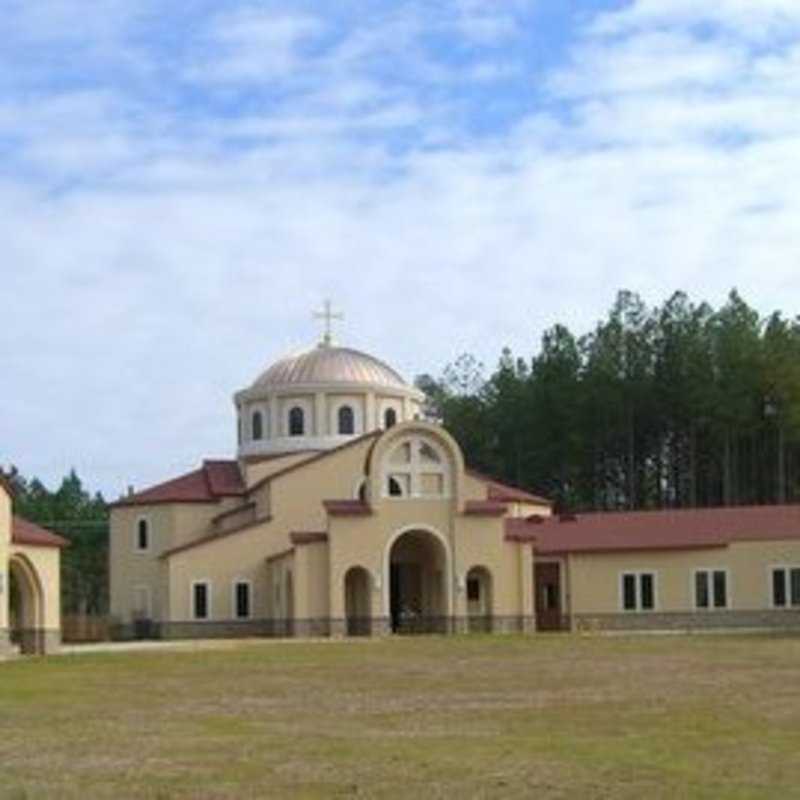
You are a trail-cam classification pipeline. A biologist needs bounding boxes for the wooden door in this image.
[535,562,564,631]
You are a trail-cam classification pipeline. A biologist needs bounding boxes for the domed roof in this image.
[252,344,411,391]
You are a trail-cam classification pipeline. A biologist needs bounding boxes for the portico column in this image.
[366,392,376,433]
[269,395,280,439]
[315,393,327,436]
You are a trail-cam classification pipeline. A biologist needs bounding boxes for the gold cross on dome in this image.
[314,300,344,346]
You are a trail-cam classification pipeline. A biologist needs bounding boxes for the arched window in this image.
[384,408,398,429]
[381,436,451,499]
[338,405,355,435]
[289,406,305,437]
[252,410,264,441]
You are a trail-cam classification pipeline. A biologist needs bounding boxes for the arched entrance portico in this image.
[344,566,371,636]
[386,528,450,634]
[8,554,46,655]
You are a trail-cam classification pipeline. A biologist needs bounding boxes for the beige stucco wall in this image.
[110,501,218,623]
[0,486,10,631]
[163,436,379,622]
[243,452,314,488]
[567,539,800,615]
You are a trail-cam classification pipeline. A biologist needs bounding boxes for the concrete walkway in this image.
[58,636,358,657]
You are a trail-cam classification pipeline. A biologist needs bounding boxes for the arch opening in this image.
[8,555,45,655]
[338,405,355,435]
[344,567,371,636]
[288,407,305,437]
[466,566,493,633]
[388,530,448,634]
[252,410,264,441]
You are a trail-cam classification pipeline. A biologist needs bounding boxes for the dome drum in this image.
[235,344,425,459]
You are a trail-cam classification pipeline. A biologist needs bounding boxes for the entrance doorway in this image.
[388,530,448,634]
[535,562,566,632]
[466,566,493,633]
[8,555,46,654]
[344,567,371,636]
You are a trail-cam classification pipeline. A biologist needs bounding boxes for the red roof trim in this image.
[324,499,373,517]
[111,460,246,509]
[505,503,800,555]
[466,469,551,506]
[463,500,508,517]
[12,517,69,549]
[290,531,328,545]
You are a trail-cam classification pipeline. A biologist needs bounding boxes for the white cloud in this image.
[186,9,325,83]
[591,0,800,41]
[3,0,800,495]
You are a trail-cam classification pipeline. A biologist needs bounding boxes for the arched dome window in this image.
[382,435,451,499]
[289,407,305,437]
[252,410,264,441]
[384,408,398,429]
[338,405,355,435]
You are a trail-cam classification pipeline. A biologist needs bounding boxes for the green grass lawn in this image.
[1,634,800,799]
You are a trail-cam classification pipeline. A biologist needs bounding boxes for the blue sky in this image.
[3,0,800,496]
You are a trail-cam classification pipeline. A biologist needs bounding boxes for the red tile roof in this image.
[112,460,246,508]
[467,470,551,506]
[12,517,69,549]
[464,500,508,517]
[324,500,372,516]
[204,460,246,497]
[290,531,328,545]
[506,504,800,554]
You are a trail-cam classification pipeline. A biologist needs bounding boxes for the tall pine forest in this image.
[418,289,800,513]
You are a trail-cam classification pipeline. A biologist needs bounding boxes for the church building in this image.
[109,319,800,639]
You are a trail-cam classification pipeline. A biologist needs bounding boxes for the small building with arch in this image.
[0,474,68,656]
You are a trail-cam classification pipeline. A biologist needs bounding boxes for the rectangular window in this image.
[695,570,727,609]
[695,571,710,609]
[193,582,210,620]
[621,572,656,612]
[135,518,150,552]
[772,568,800,608]
[640,573,655,610]
[622,574,637,611]
[713,571,728,608]
[792,568,800,606]
[235,581,251,619]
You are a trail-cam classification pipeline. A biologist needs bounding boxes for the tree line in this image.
[6,469,108,615]
[418,290,800,512]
